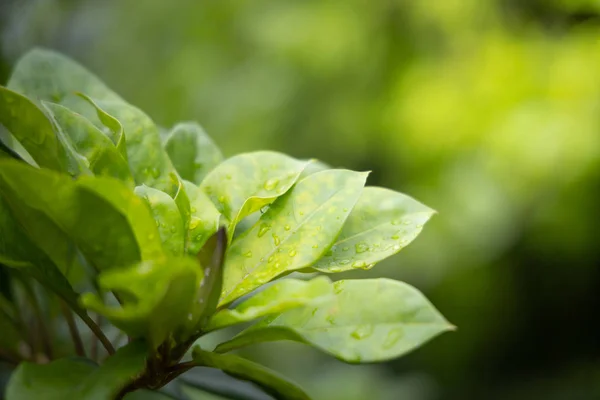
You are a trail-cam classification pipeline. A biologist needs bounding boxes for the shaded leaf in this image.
[184,180,222,256]
[196,228,227,329]
[80,258,202,348]
[312,187,435,273]
[219,169,367,305]
[135,185,185,257]
[191,348,311,400]
[165,122,223,185]
[0,160,160,271]
[6,342,147,400]
[0,86,65,171]
[6,358,96,400]
[179,368,274,400]
[42,102,133,184]
[200,151,308,241]
[207,276,332,331]
[216,279,453,363]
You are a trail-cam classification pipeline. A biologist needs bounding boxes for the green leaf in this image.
[80,258,202,348]
[164,122,223,185]
[215,279,454,363]
[8,48,120,104]
[6,358,97,400]
[135,185,185,257]
[219,169,367,306]
[184,180,222,256]
[196,228,227,329]
[80,98,179,195]
[76,341,148,400]
[0,86,65,171]
[312,187,435,273]
[207,276,333,331]
[200,151,308,241]
[191,348,311,400]
[42,102,134,184]
[0,160,160,271]
[6,341,147,400]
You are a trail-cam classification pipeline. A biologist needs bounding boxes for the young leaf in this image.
[0,160,159,271]
[135,185,185,257]
[219,169,368,306]
[0,86,66,171]
[207,276,333,331]
[5,341,147,400]
[191,348,311,400]
[312,187,435,273]
[184,181,222,256]
[42,102,133,184]
[215,279,454,363]
[200,151,309,241]
[80,258,202,348]
[164,122,223,185]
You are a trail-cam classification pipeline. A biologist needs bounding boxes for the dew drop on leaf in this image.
[284,224,291,231]
[243,250,252,258]
[312,244,319,249]
[391,220,401,226]
[263,178,279,190]
[339,259,350,265]
[355,242,369,253]
[289,249,297,257]
[383,328,404,349]
[351,324,374,340]
[272,234,280,246]
[257,224,271,237]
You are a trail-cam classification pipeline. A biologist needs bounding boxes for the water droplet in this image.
[311,308,318,316]
[263,178,279,190]
[155,220,160,227]
[268,255,275,263]
[392,245,401,251]
[342,246,349,251]
[225,174,232,180]
[190,207,197,213]
[343,208,349,212]
[312,244,319,249]
[243,250,253,258]
[272,234,280,246]
[289,249,297,257]
[403,220,411,225]
[355,242,369,253]
[391,234,400,240]
[189,218,200,230]
[170,226,177,233]
[326,315,336,324]
[391,220,401,226]
[383,328,404,348]
[351,324,374,340]
[325,250,333,257]
[333,281,344,294]
[150,167,160,178]
[352,260,367,269]
[258,224,271,237]
[316,225,322,231]
[416,224,423,229]
[260,205,269,214]
[339,259,350,265]
[299,211,305,216]
[218,195,226,203]
[284,224,291,231]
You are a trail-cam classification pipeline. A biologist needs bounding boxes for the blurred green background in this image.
[2,0,600,399]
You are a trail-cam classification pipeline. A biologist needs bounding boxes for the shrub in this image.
[0,49,453,400]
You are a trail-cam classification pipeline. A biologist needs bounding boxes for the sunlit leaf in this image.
[219,169,367,305]
[42,102,133,184]
[191,348,311,400]
[80,258,202,348]
[165,122,223,185]
[312,187,435,273]
[135,185,185,257]
[216,279,453,363]
[207,276,333,331]
[184,180,222,256]
[200,151,308,241]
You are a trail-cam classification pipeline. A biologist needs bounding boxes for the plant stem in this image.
[78,312,115,355]
[90,313,101,361]
[59,300,85,357]
[21,280,53,360]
